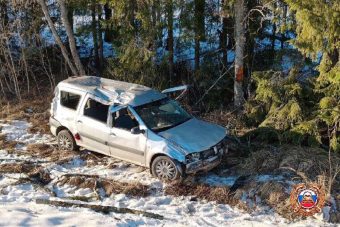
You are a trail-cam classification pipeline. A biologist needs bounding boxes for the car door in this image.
[76,94,110,155]
[108,106,146,165]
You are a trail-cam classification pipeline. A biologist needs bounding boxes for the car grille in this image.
[201,139,224,159]
[202,148,215,159]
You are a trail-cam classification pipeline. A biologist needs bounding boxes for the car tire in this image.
[57,130,78,151]
[151,156,181,182]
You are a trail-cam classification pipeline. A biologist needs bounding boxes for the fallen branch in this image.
[36,198,164,220]
[0,158,50,164]
[60,173,101,178]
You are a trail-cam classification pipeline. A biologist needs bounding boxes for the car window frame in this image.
[82,97,110,125]
[59,90,82,111]
[110,107,134,132]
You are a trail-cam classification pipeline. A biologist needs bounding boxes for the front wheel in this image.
[151,156,181,182]
[57,130,77,151]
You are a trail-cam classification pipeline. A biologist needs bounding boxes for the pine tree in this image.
[284,0,340,151]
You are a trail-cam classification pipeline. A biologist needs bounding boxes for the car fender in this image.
[145,130,186,168]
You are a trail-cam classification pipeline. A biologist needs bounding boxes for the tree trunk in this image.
[281,4,287,49]
[98,4,104,71]
[58,0,85,75]
[194,38,200,71]
[129,0,137,38]
[167,0,174,84]
[194,0,205,71]
[0,1,8,28]
[281,33,285,49]
[36,199,164,220]
[67,5,74,32]
[104,3,113,43]
[91,0,99,69]
[221,20,228,66]
[220,0,230,66]
[37,0,78,76]
[271,23,276,52]
[245,30,255,100]
[234,0,246,107]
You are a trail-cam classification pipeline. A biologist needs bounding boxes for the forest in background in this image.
[0,0,339,154]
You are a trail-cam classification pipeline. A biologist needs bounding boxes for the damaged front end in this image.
[185,137,227,174]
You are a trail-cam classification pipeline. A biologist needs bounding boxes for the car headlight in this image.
[186,152,201,162]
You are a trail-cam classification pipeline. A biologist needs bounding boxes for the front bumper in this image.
[185,154,222,174]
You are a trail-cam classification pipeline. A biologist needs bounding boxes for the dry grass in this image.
[200,108,253,136]
[0,134,24,151]
[165,183,234,205]
[27,167,52,185]
[28,112,50,134]
[256,181,299,220]
[26,143,55,158]
[0,162,51,186]
[57,175,150,198]
[79,151,109,167]
[0,163,39,174]
[0,97,52,134]
[26,143,79,163]
[239,145,340,181]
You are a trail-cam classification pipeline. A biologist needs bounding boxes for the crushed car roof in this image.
[58,76,166,106]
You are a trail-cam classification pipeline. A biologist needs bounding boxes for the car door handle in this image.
[77,120,83,123]
[110,132,116,136]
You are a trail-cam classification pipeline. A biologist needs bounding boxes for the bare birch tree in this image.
[57,0,85,75]
[234,0,246,107]
[37,0,78,76]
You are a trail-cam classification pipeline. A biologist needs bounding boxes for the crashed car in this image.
[50,76,228,181]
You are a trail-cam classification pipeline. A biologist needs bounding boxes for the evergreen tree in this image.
[284,0,340,151]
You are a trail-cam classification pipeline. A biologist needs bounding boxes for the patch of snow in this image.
[0,120,334,226]
[200,174,238,186]
[256,175,285,182]
[0,120,53,145]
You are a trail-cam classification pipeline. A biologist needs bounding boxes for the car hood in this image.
[158,118,226,154]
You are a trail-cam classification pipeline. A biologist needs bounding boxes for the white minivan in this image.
[50,76,228,181]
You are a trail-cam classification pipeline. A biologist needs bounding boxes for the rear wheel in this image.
[151,156,181,182]
[57,130,77,151]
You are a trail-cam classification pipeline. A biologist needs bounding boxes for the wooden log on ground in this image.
[35,198,164,220]
[0,158,50,164]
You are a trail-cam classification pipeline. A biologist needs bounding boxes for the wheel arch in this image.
[149,153,185,177]
[56,126,71,136]
[56,126,79,151]
[149,153,166,174]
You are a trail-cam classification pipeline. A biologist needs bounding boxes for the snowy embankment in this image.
[0,120,332,226]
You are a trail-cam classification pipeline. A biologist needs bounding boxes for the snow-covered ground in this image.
[0,120,334,226]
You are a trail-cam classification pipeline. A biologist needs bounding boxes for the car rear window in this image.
[60,91,81,110]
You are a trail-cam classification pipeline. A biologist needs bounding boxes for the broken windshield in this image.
[134,98,192,132]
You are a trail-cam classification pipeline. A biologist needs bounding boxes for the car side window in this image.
[60,91,81,110]
[83,98,109,123]
[112,108,138,131]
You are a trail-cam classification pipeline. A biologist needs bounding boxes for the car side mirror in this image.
[131,126,145,134]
